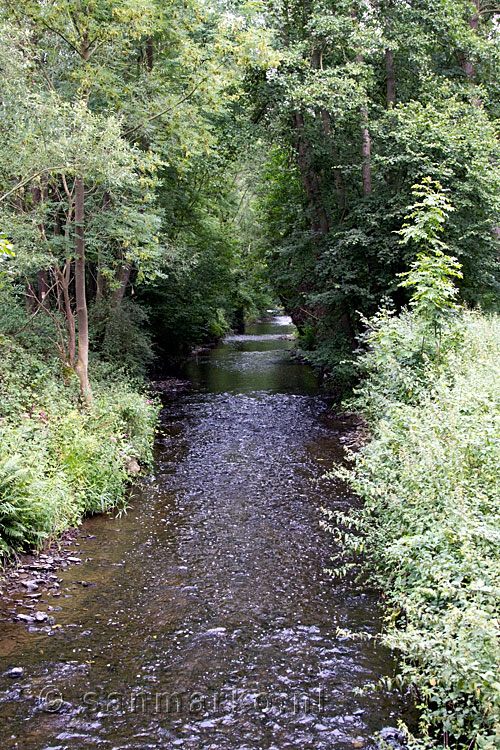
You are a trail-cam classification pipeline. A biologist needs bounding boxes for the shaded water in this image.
[0,316,406,749]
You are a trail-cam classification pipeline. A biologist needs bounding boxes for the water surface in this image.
[0,316,406,749]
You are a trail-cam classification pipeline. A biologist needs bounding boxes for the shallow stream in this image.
[0,316,407,750]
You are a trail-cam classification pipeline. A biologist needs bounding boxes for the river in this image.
[0,315,407,749]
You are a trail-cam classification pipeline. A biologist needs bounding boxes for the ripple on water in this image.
[0,317,410,750]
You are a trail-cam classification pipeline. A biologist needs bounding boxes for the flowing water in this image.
[0,316,408,750]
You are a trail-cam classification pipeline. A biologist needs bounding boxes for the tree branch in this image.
[39,19,82,58]
[123,61,227,137]
[0,167,68,203]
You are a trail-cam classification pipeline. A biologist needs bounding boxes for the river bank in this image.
[0,376,195,613]
[0,330,159,560]
[0,316,411,750]
[335,308,500,750]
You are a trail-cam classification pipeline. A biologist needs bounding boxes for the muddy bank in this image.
[0,532,90,636]
[0,377,191,609]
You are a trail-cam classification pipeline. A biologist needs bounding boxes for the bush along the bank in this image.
[0,328,159,557]
[324,182,500,749]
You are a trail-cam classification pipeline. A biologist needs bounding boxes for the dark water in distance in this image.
[0,316,407,750]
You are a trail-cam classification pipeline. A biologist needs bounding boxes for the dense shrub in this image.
[327,310,500,749]
[90,299,155,379]
[0,328,159,556]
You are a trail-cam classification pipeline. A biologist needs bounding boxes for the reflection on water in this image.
[185,315,317,396]
[0,316,407,750]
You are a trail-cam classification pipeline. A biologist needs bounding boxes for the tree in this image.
[246,0,500,380]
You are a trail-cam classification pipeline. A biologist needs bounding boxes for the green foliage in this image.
[397,178,454,253]
[0,233,14,283]
[398,250,462,321]
[139,147,275,362]
[0,456,56,554]
[353,304,463,421]
[0,298,159,556]
[0,233,13,258]
[397,179,463,325]
[249,0,500,379]
[329,309,500,749]
[91,299,155,379]
[321,181,500,747]
[0,0,275,373]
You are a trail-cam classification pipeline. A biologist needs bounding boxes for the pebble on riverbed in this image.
[0,529,90,624]
[378,726,407,749]
[4,667,23,678]
[150,377,192,401]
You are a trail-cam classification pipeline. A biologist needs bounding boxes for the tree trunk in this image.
[462,0,479,78]
[293,111,329,235]
[111,262,131,307]
[37,269,49,306]
[25,281,37,313]
[96,268,106,302]
[310,51,346,218]
[460,0,480,100]
[60,260,76,367]
[356,52,372,196]
[87,261,97,304]
[320,110,346,215]
[96,191,111,303]
[31,184,50,307]
[292,110,355,347]
[146,37,154,71]
[74,176,92,404]
[361,109,372,196]
[385,49,396,107]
